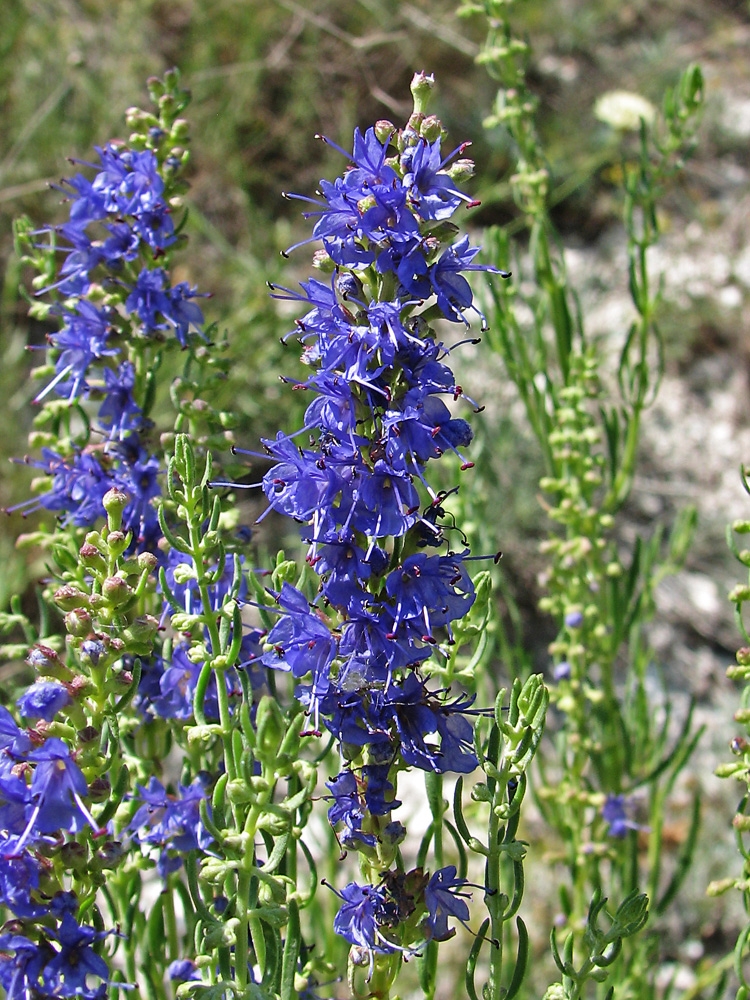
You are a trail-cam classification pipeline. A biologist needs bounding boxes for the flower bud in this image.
[88,776,111,802]
[137,551,158,573]
[410,71,435,115]
[255,695,285,757]
[59,841,88,871]
[79,542,106,572]
[374,119,395,143]
[27,644,62,676]
[122,615,160,646]
[103,488,129,531]
[106,531,130,559]
[102,576,133,607]
[171,118,189,140]
[94,840,126,870]
[419,115,442,141]
[447,157,475,182]
[54,586,90,612]
[172,563,197,585]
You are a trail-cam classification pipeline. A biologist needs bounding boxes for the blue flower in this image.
[97,361,143,440]
[423,865,471,941]
[0,837,45,918]
[325,771,376,847]
[602,794,647,838]
[0,931,50,999]
[331,881,395,958]
[402,137,471,221]
[35,301,118,403]
[0,705,32,758]
[22,737,102,840]
[16,682,72,722]
[43,912,113,997]
[128,776,213,876]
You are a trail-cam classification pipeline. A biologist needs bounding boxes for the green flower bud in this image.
[419,115,442,141]
[187,643,208,664]
[255,695,285,756]
[137,552,158,572]
[79,542,106,572]
[170,613,204,632]
[88,776,111,802]
[54,586,90,612]
[707,877,736,896]
[374,119,396,143]
[186,724,224,745]
[226,779,254,804]
[59,841,88,871]
[410,70,435,115]
[172,563,197,585]
[311,249,334,272]
[102,576,133,607]
[106,531,131,559]
[122,615,159,646]
[447,157,475,182]
[103,488,129,531]
[171,118,189,140]
[93,840,126,871]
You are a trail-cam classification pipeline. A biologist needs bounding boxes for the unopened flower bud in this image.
[311,249,334,272]
[80,542,105,571]
[88,776,111,802]
[410,71,435,115]
[419,115,442,141]
[95,841,126,870]
[106,531,130,559]
[59,841,88,871]
[448,157,475,182]
[103,488,129,531]
[81,639,106,667]
[122,615,160,646]
[374,120,395,144]
[102,576,133,607]
[54,586,90,612]
[137,551,158,573]
[27,645,61,675]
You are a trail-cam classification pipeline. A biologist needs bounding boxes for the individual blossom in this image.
[422,865,472,941]
[601,794,648,839]
[42,911,114,997]
[18,738,103,845]
[16,682,72,722]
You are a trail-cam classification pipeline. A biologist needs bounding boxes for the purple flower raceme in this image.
[222,80,508,962]
[11,126,208,550]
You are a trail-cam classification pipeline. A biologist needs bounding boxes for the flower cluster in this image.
[0,73,234,996]
[327,864,472,975]
[237,72,507,966]
[13,92,204,551]
[0,710,117,998]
